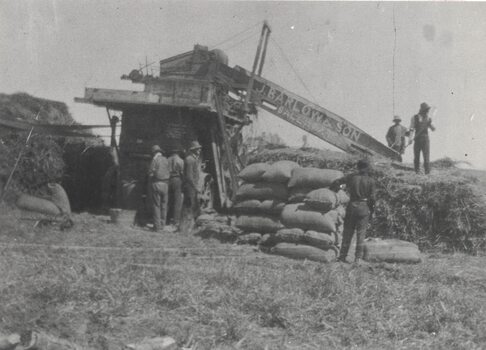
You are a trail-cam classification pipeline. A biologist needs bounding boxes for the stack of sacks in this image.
[234,161,299,245]
[265,167,347,263]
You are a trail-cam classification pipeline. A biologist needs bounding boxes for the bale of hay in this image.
[236,233,263,245]
[288,187,313,203]
[235,215,284,233]
[288,167,344,189]
[363,238,422,264]
[270,243,337,263]
[304,188,338,212]
[281,203,339,232]
[235,182,288,202]
[261,160,300,183]
[16,194,61,216]
[238,163,271,182]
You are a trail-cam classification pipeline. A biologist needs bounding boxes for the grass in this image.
[1,204,486,349]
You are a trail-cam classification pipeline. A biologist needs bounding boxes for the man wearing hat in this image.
[167,147,184,229]
[148,145,170,232]
[182,140,202,228]
[331,159,376,265]
[386,115,408,157]
[409,102,436,174]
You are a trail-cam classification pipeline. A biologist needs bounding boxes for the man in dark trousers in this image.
[148,145,170,232]
[167,147,184,229]
[409,102,436,174]
[386,115,408,158]
[332,159,376,265]
[181,140,202,230]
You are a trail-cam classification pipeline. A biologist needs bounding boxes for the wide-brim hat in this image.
[189,140,202,150]
[151,145,162,153]
[393,115,401,122]
[420,102,431,112]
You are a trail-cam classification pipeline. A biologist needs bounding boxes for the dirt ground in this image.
[1,204,486,350]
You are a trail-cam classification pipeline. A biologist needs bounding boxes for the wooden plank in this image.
[214,93,239,203]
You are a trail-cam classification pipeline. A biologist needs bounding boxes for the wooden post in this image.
[214,93,239,204]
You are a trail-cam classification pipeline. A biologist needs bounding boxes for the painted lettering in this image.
[267,87,278,100]
[301,105,312,117]
[350,129,361,142]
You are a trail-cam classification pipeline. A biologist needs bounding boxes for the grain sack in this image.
[236,233,262,245]
[303,230,336,250]
[288,167,344,189]
[288,187,313,203]
[363,238,422,264]
[260,200,286,215]
[235,215,283,233]
[238,163,271,182]
[336,190,350,206]
[281,203,339,232]
[233,200,262,214]
[16,194,61,216]
[233,199,285,215]
[304,188,338,212]
[261,160,300,183]
[274,228,306,244]
[47,183,71,215]
[270,243,337,263]
[235,182,288,202]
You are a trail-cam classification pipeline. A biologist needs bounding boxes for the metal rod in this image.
[257,21,271,76]
[243,21,268,113]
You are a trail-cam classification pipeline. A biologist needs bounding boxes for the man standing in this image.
[167,147,184,229]
[386,115,408,157]
[409,102,436,174]
[182,141,202,229]
[148,145,170,232]
[332,159,376,265]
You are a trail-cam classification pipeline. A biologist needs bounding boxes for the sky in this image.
[1,1,486,168]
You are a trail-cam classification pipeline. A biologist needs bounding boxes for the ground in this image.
[0,204,485,350]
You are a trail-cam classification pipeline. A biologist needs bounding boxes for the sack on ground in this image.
[363,238,422,264]
[288,167,344,189]
[281,203,339,232]
[261,160,300,183]
[236,215,284,233]
[274,228,305,244]
[236,233,263,245]
[238,163,272,182]
[304,188,338,212]
[288,187,313,203]
[48,183,71,215]
[235,182,288,201]
[16,194,61,216]
[270,243,337,263]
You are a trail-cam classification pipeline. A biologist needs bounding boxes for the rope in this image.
[392,5,397,117]
[209,21,262,50]
[269,37,319,104]
[220,31,260,52]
